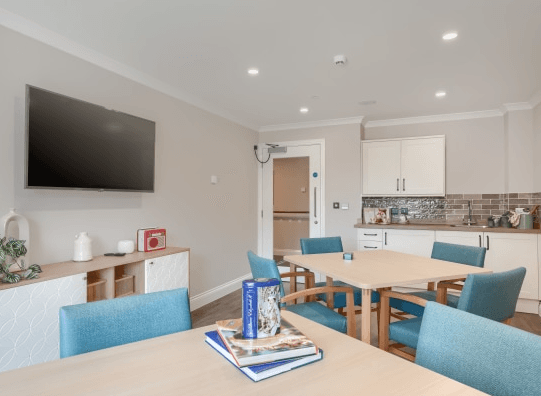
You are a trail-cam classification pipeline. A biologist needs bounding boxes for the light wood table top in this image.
[284,250,491,289]
[284,250,491,344]
[0,311,487,396]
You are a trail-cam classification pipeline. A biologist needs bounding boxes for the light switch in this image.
[211,175,218,185]
[341,202,349,210]
[301,187,306,193]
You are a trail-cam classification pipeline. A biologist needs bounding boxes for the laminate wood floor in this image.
[191,285,541,347]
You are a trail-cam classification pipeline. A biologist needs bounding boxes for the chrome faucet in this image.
[465,200,476,225]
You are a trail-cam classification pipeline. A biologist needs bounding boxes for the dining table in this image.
[284,250,492,344]
[0,310,488,395]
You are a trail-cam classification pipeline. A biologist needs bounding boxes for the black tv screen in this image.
[25,85,155,192]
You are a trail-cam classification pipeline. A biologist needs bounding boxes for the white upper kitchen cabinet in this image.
[362,136,445,197]
[362,140,401,196]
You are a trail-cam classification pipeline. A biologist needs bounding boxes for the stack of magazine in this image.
[205,318,323,382]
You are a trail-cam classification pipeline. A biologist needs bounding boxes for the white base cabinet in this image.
[0,274,87,373]
[145,251,189,294]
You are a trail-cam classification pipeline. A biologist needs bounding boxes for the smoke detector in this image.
[333,55,347,66]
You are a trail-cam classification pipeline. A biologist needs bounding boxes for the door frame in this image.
[257,139,326,257]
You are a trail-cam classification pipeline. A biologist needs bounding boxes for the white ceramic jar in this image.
[73,232,92,262]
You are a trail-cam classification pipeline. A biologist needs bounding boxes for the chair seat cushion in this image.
[314,281,380,308]
[389,316,423,349]
[286,302,347,334]
[390,291,460,317]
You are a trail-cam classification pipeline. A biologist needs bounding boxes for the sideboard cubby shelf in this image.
[87,271,107,302]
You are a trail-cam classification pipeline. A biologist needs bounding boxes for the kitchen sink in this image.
[449,224,489,228]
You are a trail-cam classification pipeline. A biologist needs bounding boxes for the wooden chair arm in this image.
[437,282,464,292]
[282,286,357,338]
[380,290,429,307]
[280,271,315,282]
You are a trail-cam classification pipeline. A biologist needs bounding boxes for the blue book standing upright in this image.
[205,331,323,382]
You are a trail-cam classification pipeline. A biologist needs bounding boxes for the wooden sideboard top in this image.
[0,247,190,291]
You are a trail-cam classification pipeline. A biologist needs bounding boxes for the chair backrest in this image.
[247,251,285,297]
[60,287,192,358]
[457,267,526,322]
[300,237,343,255]
[431,241,486,267]
[416,302,541,396]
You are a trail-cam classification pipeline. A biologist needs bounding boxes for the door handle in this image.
[479,235,481,247]
[403,178,405,191]
[486,235,489,250]
[364,246,378,249]
[396,178,399,191]
[385,232,387,245]
[364,233,377,236]
[314,187,317,218]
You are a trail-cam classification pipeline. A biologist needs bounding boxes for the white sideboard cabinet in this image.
[362,136,445,196]
[145,251,189,293]
[0,247,189,373]
[0,273,87,373]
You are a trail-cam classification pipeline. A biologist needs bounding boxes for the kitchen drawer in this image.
[357,241,383,251]
[357,228,383,242]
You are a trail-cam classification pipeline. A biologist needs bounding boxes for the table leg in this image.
[361,288,372,344]
[436,284,448,305]
[326,276,334,309]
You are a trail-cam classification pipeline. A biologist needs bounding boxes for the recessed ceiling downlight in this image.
[442,32,458,40]
[435,91,447,98]
[247,68,259,75]
[300,107,309,113]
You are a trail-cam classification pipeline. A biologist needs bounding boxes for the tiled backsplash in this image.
[362,193,541,223]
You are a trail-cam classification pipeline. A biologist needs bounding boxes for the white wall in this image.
[259,124,361,251]
[364,117,506,194]
[0,27,258,296]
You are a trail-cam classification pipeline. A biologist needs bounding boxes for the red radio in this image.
[137,228,166,252]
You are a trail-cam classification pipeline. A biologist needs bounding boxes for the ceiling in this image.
[1,0,540,130]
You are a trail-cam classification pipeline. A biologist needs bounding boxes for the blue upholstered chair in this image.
[60,287,192,358]
[247,251,356,337]
[300,237,380,316]
[380,267,526,361]
[390,242,486,319]
[416,302,541,396]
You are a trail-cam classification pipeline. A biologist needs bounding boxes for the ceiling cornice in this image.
[364,109,503,128]
[502,102,533,112]
[0,8,259,131]
[258,116,365,133]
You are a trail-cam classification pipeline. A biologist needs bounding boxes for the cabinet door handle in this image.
[149,261,154,265]
[364,233,377,236]
[486,236,489,250]
[403,178,405,191]
[385,232,387,245]
[479,235,481,247]
[364,246,378,249]
[396,178,399,191]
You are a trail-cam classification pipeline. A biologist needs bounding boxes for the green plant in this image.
[0,237,42,284]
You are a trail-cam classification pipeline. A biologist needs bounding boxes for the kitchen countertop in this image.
[354,222,541,234]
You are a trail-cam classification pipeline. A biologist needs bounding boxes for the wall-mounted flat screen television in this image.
[25,85,155,192]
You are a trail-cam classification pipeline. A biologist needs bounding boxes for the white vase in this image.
[73,232,92,262]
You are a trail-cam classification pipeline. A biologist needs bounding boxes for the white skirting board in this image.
[189,272,252,311]
[394,286,540,315]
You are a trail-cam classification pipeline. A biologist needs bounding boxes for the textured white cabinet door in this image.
[400,137,445,196]
[362,140,401,196]
[145,252,189,294]
[484,233,538,301]
[382,229,435,258]
[0,273,87,373]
